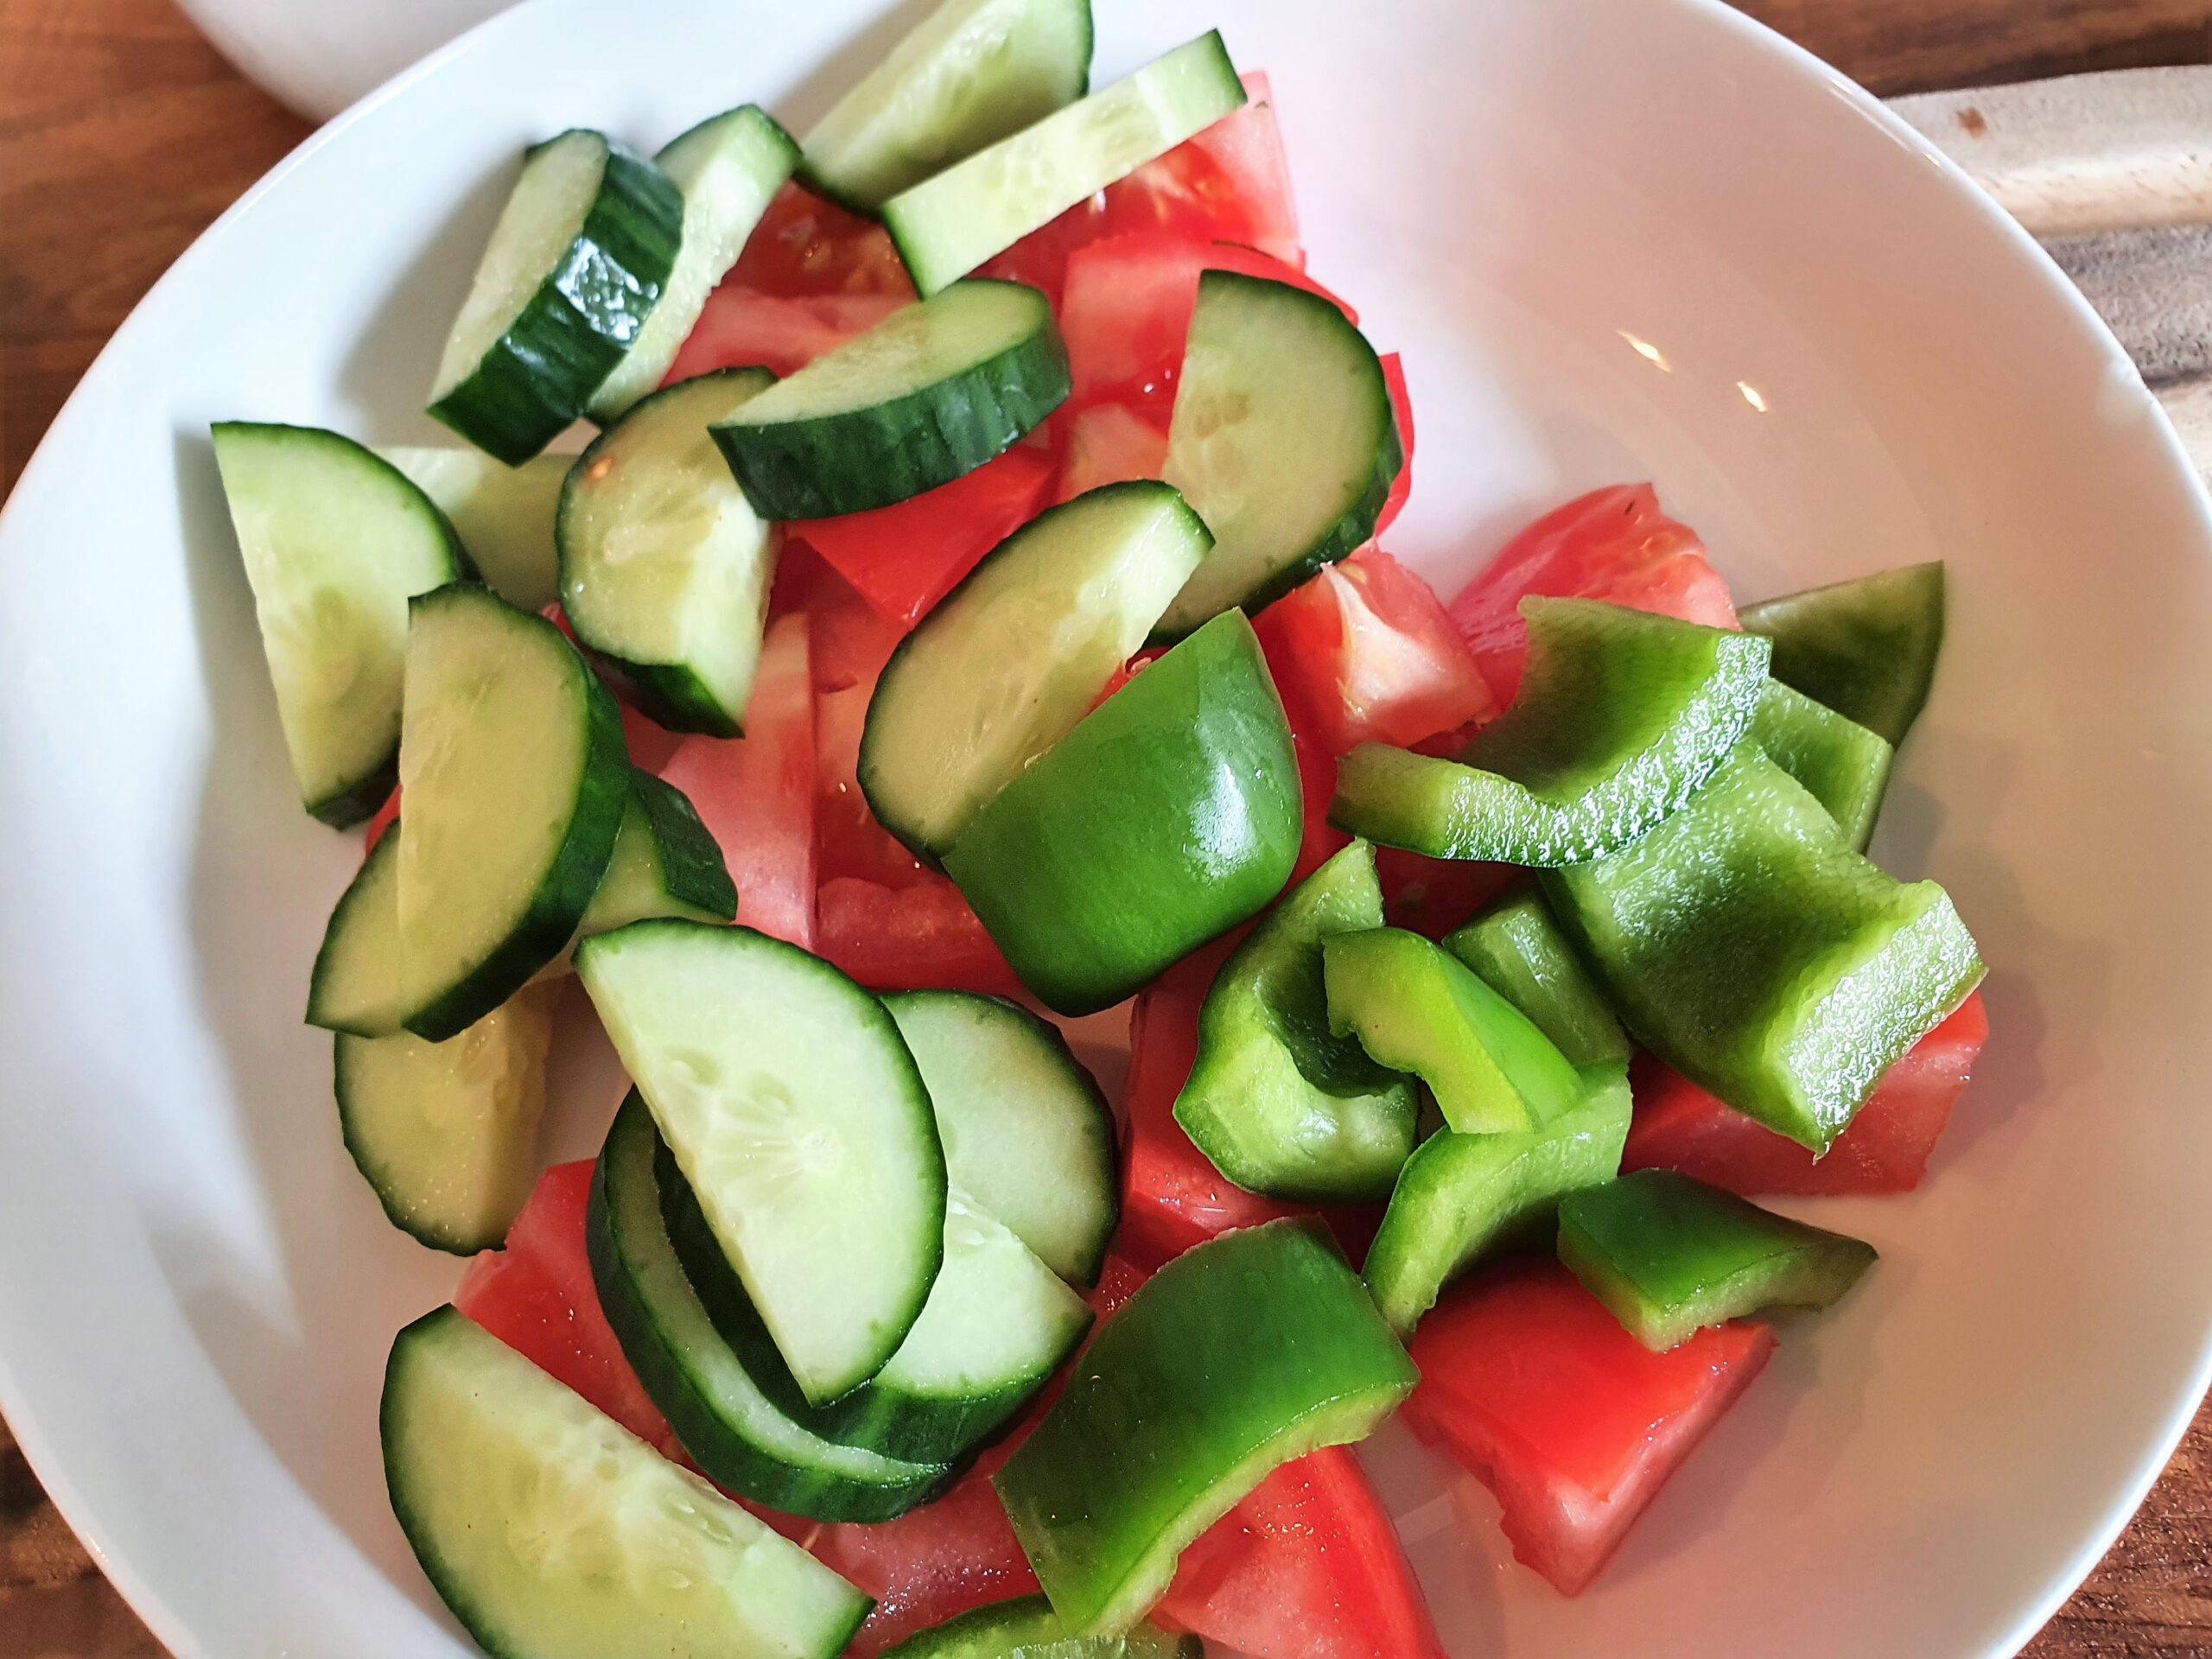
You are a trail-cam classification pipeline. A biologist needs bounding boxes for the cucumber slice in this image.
[1751,680,1893,851]
[802,0,1093,213]
[560,369,782,735]
[711,282,1068,518]
[429,130,683,464]
[664,1143,1092,1463]
[883,31,1246,295]
[860,481,1211,857]
[382,1305,871,1658]
[1154,273,1401,637]
[307,824,406,1036]
[579,769,739,935]
[1174,841,1419,1203]
[575,920,947,1405]
[396,585,629,1040]
[380,447,567,613]
[1441,893,1630,1071]
[881,1595,1200,1659]
[590,1096,954,1520]
[211,423,468,827]
[883,991,1116,1287]
[334,982,556,1255]
[588,107,800,423]
[1738,562,1945,747]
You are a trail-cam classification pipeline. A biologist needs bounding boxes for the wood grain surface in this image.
[2,0,2209,1655]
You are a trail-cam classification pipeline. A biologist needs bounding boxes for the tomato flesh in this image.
[817,874,1025,999]
[728,183,915,299]
[665,288,907,385]
[1404,1260,1774,1595]
[1056,400,1171,503]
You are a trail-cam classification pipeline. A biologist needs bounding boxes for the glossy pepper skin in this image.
[1328,598,1770,866]
[944,611,1302,1015]
[1557,1168,1878,1351]
[1174,840,1419,1203]
[1750,680,1892,851]
[1738,562,1945,747]
[994,1219,1416,1637]
[877,1594,1200,1659]
[1543,741,1983,1153]
[1442,892,1629,1070]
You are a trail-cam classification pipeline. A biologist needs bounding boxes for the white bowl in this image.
[175,0,518,122]
[3,2,2209,1655]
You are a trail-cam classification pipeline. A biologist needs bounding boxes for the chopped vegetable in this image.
[879,1595,1198,1659]
[1441,892,1629,1071]
[1751,679,1893,850]
[1739,563,1945,747]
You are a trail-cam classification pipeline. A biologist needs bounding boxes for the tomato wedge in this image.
[1056,401,1171,504]
[817,875,1025,999]
[665,287,906,385]
[728,182,915,299]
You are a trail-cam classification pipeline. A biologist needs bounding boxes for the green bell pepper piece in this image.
[1322,926,1586,1134]
[880,1594,1201,1659]
[1557,1167,1878,1351]
[1327,597,1770,866]
[1364,1063,1632,1337]
[1543,741,1983,1152]
[1739,562,1944,747]
[1751,680,1893,850]
[944,610,1301,1015]
[1442,892,1629,1069]
[995,1218,1414,1637]
[1173,840,1419,1202]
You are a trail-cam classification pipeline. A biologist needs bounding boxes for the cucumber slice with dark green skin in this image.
[1363,1065,1631,1338]
[663,1141,1092,1463]
[560,369,782,736]
[1441,893,1630,1071]
[589,1096,955,1521]
[384,1306,871,1659]
[1154,273,1402,639]
[335,982,556,1255]
[1557,1168,1878,1351]
[588,106,799,423]
[380,447,566,612]
[943,610,1301,1016]
[211,423,469,827]
[880,1595,1199,1659]
[580,769,739,934]
[995,1218,1415,1637]
[1322,927,1586,1135]
[861,481,1211,858]
[1739,562,1945,747]
[1750,680,1893,851]
[800,0,1095,213]
[307,821,407,1035]
[575,920,947,1405]
[429,130,684,464]
[1174,841,1418,1202]
[395,585,630,1040]
[1543,741,1984,1152]
[712,281,1069,518]
[1329,599,1772,867]
[884,991,1117,1287]
[884,31,1246,295]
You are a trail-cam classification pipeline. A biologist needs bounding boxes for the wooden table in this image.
[2,0,2209,1653]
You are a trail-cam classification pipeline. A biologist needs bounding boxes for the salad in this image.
[208,3,1988,1656]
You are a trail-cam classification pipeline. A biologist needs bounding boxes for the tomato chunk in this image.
[454,1162,675,1455]
[728,183,915,299]
[665,287,906,385]
[1056,400,1171,503]
[817,874,1024,999]
[1403,1260,1774,1595]
[1447,484,1738,708]
[1624,991,1988,1195]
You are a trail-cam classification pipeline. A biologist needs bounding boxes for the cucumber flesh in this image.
[588,107,800,422]
[1155,273,1401,637]
[395,586,630,1040]
[382,1306,870,1659]
[575,920,947,1406]
[883,31,1247,294]
[590,1096,955,1520]
[883,991,1117,1287]
[1739,562,1945,747]
[381,446,567,612]
[307,825,407,1036]
[334,982,556,1255]
[860,481,1211,856]
[560,369,782,735]
[712,281,1068,519]
[880,1594,1200,1659]
[803,0,1093,212]
[580,769,739,936]
[212,423,467,827]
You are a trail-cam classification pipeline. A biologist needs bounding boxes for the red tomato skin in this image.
[453,1162,676,1455]
[1375,353,1414,537]
[728,184,916,299]
[1156,1447,1444,1659]
[1624,992,1988,1195]
[665,288,906,385]
[363,788,400,853]
[1403,1260,1774,1596]
[1372,849,1519,940]
[817,875,1026,999]
[656,612,817,950]
[1055,401,1170,503]
[1446,484,1739,708]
